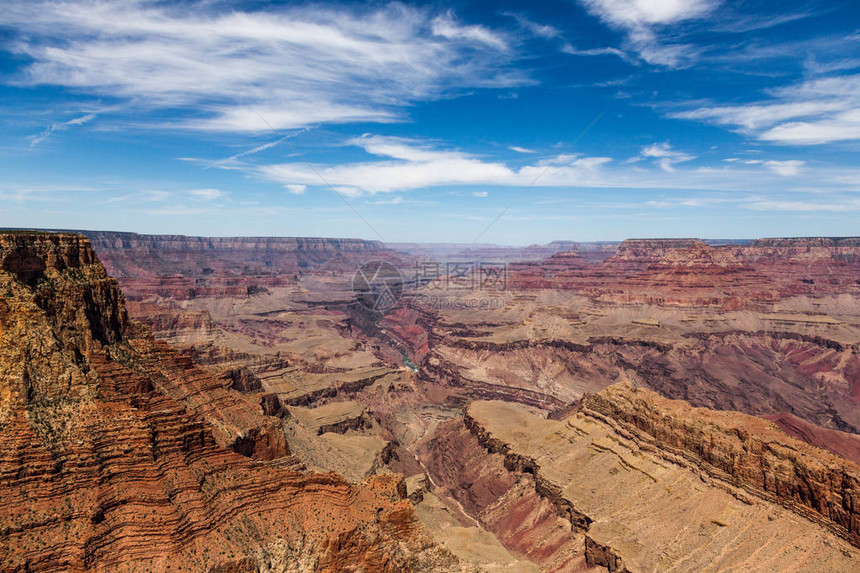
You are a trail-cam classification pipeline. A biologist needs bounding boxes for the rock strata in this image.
[465,384,860,571]
[0,232,457,572]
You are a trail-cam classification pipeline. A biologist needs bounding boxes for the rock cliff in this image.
[84,231,386,277]
[585,384,860,546]
[507,237,860,307]
[0,232,456,572]
[464,385,860,571]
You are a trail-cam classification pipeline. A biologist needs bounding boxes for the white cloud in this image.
[430,12,508,50]
[473,191,489,197]
[639,142,695,172]
[285,184,307,195]
[366,196,404,205]
[509,146,535,154]
[578,0,719,67]
[202,134,305,170]
[764,160,804,176]
[2,1,526,132]
[561,44,629,60]
[760,110,860,145]
[258,135,613,194]
[253,134,848,197]
[672,74,860,145]
[29,113,96,147]
[189,188,226,200]
[582,0,717,25]
[743,198,860,212]
[503,13,562,39]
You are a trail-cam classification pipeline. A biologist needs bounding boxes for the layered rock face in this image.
[585,384,860,546]
[765,412,860,465]
[25,230,858,570]
[86,231,387,277]
[78,231,396,305]
[70,230,412,377]
[416,420,591,572]
[606,238,707,265]
[509,237,860,307]
[0,232,456,572]
[464,385,860,571]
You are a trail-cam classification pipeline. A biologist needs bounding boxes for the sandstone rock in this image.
[464,386,860,571]
[0,232,458,572]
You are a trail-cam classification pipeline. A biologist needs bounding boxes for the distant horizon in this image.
[4,227,860,249]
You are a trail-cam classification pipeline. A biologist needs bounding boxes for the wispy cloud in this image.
[509,146,535,154]
[578,0,719,67]
[764,160,804,176]
[0,184,100,202]
[744,198,860,212]
[672,73,860,145]
[711,10,814,34]
[561,44,630,60]
[188,188,227,200]
[29,113,96,147]
[203,133,305,169]
[639,142,696,172]
[253,134,852,196]
[503,12,562,39]
[285,184,307,195]
[430,11,509,50]
[2,1,527,132]
[365,196,405,205]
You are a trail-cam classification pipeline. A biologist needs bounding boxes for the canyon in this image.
[0,232,457,572]
[2,230,860,571]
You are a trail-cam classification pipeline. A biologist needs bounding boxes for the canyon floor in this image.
[2,231,860,571]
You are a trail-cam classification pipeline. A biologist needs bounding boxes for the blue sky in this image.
[0,0,858,244]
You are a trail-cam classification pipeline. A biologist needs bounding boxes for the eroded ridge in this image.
[0,232,456,572]
[466,384,860,572]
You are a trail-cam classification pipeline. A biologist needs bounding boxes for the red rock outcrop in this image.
[764,411,860,466]
[75,231,405,310]
[0,232,456,572]
[417,420,589,572]
[584,384,860,546]
[85,232,389,277]
[595,332,860,433]
[606,238,707,265]
[464,388,860,570]
[507,237,860,308]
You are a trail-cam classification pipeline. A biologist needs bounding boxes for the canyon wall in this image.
[0,232,456,572]
[464,385,860,571]
[508,237,860,307]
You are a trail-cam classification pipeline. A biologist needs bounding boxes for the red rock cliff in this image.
[0,232,456,572]
[584,384,860,547]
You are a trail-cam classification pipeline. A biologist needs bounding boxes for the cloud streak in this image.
[2,1,527,132]
[639,142,696,172]
[578,0,719,67]
[254,135,851,197]
[29,113,96,147]
[672,73,860,145]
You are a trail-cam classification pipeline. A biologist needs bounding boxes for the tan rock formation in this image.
[465,384,860,571]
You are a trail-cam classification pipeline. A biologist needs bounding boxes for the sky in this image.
[0,0,858,244]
